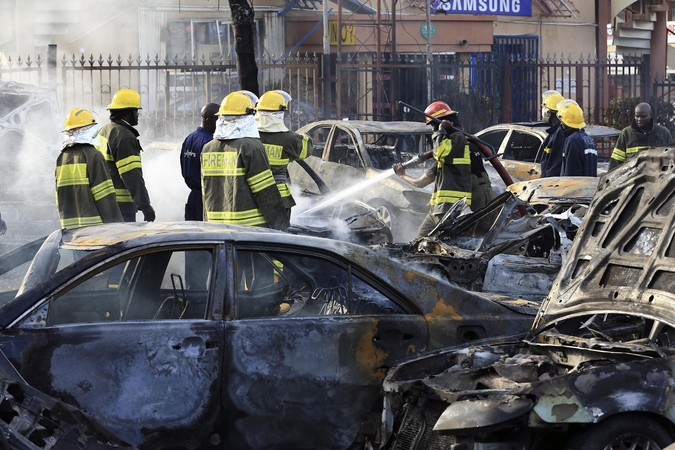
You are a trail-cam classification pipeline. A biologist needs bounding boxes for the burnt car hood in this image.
[533,147,675,331]
[507,176,598,207]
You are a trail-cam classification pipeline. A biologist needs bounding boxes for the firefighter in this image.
[539,90,566,177]
[558,103,598,177]
[394,101,476,237]
[181,102,220,221]
[609,102,673,170]
[201,91,290,231]
[56,108,123,229]
[255,90,312,219]
[97,89,155,222]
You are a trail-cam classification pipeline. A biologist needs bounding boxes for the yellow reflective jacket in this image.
[55,143,123,229]
[96,120,151,214]
[201,137,290,231]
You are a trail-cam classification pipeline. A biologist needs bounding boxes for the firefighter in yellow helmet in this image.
[539,90,566,177]
[56,108,123,229]
[558,103,598,177]
[96,89,155,222]
[255,90,313,219]
[201,91,289,231]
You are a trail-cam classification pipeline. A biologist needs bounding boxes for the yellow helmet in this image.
[556,99,579,110]
[558,103,586,129]
[63,108,97,131]
[257,91,288,112]
[218,91,256,116]
[107,89,142,110]
[542,90,564,111]
[239,90,259,105]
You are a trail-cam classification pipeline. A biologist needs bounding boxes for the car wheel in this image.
[368,199,398,238]
[564,414,673,450]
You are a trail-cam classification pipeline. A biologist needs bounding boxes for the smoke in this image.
[142,141,190,222]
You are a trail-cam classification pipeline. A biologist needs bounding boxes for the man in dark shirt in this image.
[180,103,219,220]
[609,102,673,170]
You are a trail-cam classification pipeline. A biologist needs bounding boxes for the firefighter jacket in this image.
[258,131,312,209]
[56,143,123,229]
[97,120,152,215]
[539,122,566,177]
[180,126,214,220]
[609,119,673,169]
[425,129,472,216]
[201,137,290,231]
[560,128,598,177]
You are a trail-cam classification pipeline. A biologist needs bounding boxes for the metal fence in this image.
[0,50,320,141]
[0,48,659,140]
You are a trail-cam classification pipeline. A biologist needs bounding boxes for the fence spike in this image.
[107,54,114,66]
[36,54,42,67]
[16,55,22,67]
[26,55,32,67]
[136,55,142,65]
[126,54,133,66]
[116,54,123,66]
[88,54,95,66]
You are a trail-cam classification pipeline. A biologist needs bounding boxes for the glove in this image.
[393,163,406,177]
[440,120,454,132]
[140,205,156,222]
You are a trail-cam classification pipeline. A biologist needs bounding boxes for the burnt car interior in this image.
[28,248,214,326]
[234,248,407,319]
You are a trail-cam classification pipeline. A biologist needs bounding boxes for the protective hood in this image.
[214,114,259,140]
[255,111,289,132]
[533,146,675,331]
[61,124,100,150]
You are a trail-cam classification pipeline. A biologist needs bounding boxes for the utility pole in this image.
[323,0,332,119]
[425,0,432,104]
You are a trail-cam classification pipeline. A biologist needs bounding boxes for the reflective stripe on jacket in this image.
[96,120,151,214]
[201,137,290,231]
[259,130,312,209]
[427,129,472,215]
[609,120,673,169]
[56,143,123,229]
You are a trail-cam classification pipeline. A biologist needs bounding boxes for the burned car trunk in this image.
[380,147,675,450]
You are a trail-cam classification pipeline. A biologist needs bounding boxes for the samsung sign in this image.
[431,0,532,16]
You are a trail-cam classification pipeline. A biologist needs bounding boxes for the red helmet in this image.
[424,101,457,123]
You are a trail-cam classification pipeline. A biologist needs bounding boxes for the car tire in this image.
[564,414,674,450]
[368,199,399,240]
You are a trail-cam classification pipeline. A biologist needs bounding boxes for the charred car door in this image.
[0,245,225,448]
[222,244,429,449]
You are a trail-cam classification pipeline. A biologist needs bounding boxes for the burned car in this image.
[0,222,537,449]
[476,122,620,182]
[379,147,675,449]
[288,120,436,241]
[373,176,597,301]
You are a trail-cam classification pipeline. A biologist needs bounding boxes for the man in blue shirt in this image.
[180,103,219,220]
[559,103,597,177]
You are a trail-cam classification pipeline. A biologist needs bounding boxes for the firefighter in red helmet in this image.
[394,100,494,237]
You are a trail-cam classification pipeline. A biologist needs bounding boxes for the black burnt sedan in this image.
[0,222,536,449]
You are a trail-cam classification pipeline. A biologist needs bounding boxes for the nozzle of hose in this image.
[400,150,434,168]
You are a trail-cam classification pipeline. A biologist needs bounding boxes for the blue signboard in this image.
[431,0,532,16]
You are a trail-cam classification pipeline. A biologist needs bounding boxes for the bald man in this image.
[180,103,220,220]
[610,102,673,170]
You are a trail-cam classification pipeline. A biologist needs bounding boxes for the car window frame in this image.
[225,242,421,319]
[10,242,224,329]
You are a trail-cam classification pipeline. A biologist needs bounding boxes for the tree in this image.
[229,0,260,96]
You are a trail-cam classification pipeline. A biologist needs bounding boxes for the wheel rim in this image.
[604,436,663,450]
[375,205,392,228]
